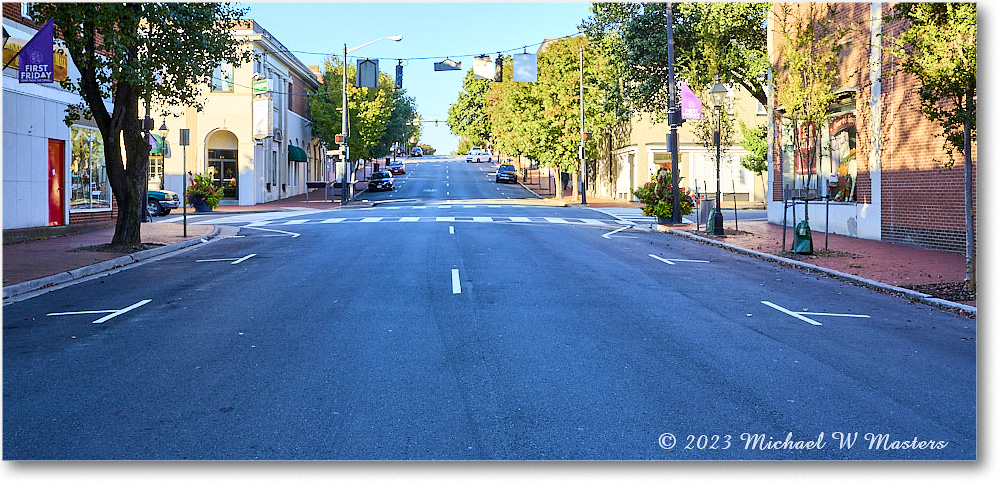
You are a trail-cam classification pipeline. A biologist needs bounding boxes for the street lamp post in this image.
[709,79,729,236]
[341,35,402,205]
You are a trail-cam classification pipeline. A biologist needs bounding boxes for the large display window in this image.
[70,126,111,210]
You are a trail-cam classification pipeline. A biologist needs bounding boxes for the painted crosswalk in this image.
[212,215,631,228]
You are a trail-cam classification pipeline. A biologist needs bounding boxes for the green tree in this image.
[487,55,544,163]
[311,57,401,162]
[447,69,493,149]
[885,3,976,289]
[381,89,420,157]
[30,3,251,250]
[739,120,768,200]
[583,2,769,113]
[773,2,845,216]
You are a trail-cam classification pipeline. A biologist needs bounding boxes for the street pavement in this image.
[1,155,977,460]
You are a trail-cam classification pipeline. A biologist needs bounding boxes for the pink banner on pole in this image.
[680,82,702,120]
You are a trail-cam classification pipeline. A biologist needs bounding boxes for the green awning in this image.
[148,133,166,154]
[289,145,308,162]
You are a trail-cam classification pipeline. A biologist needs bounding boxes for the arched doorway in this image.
[206,130,239,200]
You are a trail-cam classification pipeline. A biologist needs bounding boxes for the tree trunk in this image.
[964,91,975,291]
[571,170,579,201]
[108,93,150,250]
[554,169,563,199]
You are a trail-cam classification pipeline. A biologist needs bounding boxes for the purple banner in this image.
[18,18,54,83]
[680,82,702,120]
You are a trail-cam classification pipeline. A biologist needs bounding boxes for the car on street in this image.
[388,160,406,175]
[495,164,517,184]
[147,188,180,216]
[466,149,492,163]
[411,146,423,157]
[368,171,394,191]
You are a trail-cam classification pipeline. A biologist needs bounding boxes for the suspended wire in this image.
[266,31,582,64]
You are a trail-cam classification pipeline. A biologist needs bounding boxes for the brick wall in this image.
[289,74,311,119]
[879,4,977,253]
[771,2,976,254]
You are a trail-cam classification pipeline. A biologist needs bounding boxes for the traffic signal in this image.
[335,133,345,145]
[395,63,403,89]
[494,54,503,82]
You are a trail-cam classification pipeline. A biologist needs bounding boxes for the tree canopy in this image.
[582,2,769,115]
[31,2,252,249]
[311,57,419,161]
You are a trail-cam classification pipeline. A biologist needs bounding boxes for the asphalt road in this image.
[2,155,977,460]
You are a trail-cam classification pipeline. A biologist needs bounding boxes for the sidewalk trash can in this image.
[697,199,714,226]
[792,220,814,254]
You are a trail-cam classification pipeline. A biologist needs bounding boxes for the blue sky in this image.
[245,1,595,154]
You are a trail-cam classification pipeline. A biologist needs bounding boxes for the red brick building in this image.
[767,2,976,254]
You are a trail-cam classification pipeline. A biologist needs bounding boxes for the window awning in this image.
[289,145,308,162]
[147,133,166,154]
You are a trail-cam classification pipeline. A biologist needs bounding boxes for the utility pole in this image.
[667,3,681,224]
[341,43,349,205]
[579,45,587,205]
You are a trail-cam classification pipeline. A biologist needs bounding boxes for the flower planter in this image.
[190,196,212,213]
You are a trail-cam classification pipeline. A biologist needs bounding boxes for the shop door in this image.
[48,139,65,226]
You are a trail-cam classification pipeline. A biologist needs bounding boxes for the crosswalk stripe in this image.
[472,217,493,222]
[359,217,383,222]
[509,217,533,223]
[580,218,607,225]
[544,217,570,224]
[399,217,420,222]
[281,219,308,225]
[319,218,346,223]
[436,216,455,222]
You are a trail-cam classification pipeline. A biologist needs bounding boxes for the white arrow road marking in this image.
[761,300,871,326]
[452,269,462,294]
[196,253,257,265]
[48,299,152,325]
[241,225,300,238]
[648,254,710,265]
[602,226,636,239]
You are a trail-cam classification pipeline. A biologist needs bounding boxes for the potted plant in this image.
[187,173,225,212]
[632,171,695,224]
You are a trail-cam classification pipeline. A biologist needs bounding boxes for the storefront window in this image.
[781,103,856,202]
[208,148,238,199]
[70,126,111,210]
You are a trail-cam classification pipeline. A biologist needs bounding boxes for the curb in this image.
[665,228,977,317]
[2,225,223,302]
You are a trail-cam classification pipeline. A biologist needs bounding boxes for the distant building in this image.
[2,10,325,234]
[3,4,115,229]
[598,83,768,205]
[154,20,324,206]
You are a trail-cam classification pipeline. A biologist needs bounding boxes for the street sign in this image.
[253,78,271,95]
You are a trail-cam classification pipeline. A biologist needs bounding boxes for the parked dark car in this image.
[147,189,180,216]
[388,160,406,175]
[495,164,517,183]
[411,146,423,157]
[368,171,394,191]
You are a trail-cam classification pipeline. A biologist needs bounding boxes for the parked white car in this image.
[465,149,492,163]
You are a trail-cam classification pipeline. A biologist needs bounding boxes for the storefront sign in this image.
[252,78,271,95]
[253,96,272,139]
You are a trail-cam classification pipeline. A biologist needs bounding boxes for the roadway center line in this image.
[451,269,462,294]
